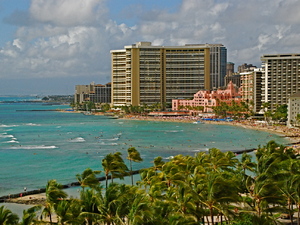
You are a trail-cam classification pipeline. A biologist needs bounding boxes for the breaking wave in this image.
[68,137,86,142]
[99,137,119,141]
[4,140,19,143]
[8,145,58,150]
[0,133,14,138]
[0,124,19,128]
[24,123,41,126]
[99,142,118,146]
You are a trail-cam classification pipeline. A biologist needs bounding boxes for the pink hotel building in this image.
[172,81,241,113]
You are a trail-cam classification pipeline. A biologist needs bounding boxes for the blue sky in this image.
[0,0,300,95]
[0,0,30,45]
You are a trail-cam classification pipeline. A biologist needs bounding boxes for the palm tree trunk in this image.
[210,207,214,225]
[297,205,300,225]
[289,199,293,225]
[130,159,133,186]
[49,212,52,225]
[87,218,93,225]
[106,173,108,189]
[206,215,209,224]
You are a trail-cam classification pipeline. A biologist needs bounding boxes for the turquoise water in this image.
[0,100,289,197]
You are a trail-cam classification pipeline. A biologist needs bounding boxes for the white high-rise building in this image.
[261,54,300,112]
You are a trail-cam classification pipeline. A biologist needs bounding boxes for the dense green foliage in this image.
[2,142,300,224]
[212,100,253,119]
[262,103,288,124]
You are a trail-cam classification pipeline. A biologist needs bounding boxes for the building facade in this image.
[90,83,111,104]
[209,44,227,89]
[240,69,263,113]
[111,42,211,107]
[238,63,257,73]
[74,82,111,104]
[287,92,300,127]
[226,62,235,76]
[186,44,227,89]
[261,54,300,112]
[224,73,241,88]
[74,82,95,103]
[172,81,241,113]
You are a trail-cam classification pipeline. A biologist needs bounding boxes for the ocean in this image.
[0,96,290,197]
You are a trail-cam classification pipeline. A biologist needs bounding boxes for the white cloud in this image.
[1,0,300,94]
[29,0,106,26]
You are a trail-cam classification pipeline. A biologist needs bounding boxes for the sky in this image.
[0,0,300,95]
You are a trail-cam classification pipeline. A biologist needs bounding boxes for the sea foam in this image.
[24,123,41,126]
[68,137,86,142]
[0,134,14,138]
[8,145,58,150]
[0,124,19,128]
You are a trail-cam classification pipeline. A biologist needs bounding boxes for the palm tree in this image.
[238,152,256,175]
[55,199,72,225]
[205,148,238,172]
[96,183,128,225]
[262,102,271,124]
[76,168,101,191]
[153,156,165,171]
[165,185,198,224]
[127,147,143,185]
[242,142,290,222]
[0,205,19,225]
[191,170,240,224]
[137,167,161,191]
[67,199,84,225]
[102,152,128,188]
[273,158,300,225]
[19,206,41,225]
[42,179,68,224]
[102,153,115,189]
[125,188,156,225]
[236,152,256,193]
[79,189,101,225]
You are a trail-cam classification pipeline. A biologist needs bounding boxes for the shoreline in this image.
[121,115,300,144]
[5,114,300,206]
[63,110,300,143]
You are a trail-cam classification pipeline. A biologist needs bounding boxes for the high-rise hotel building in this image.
[261,54,300,112]
[186,44,227,89]
[111,42,211,107]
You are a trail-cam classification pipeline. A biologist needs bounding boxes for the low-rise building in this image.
[172,81,241,113]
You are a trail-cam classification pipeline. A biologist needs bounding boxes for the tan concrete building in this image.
[261,54,300,112]
[74,82,111,104]
[111,42,211,107]
[74,82,95,103]
[240,69,263,113]
[226,62,235,76]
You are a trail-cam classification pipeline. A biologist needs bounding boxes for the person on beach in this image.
[24,187,27,192]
